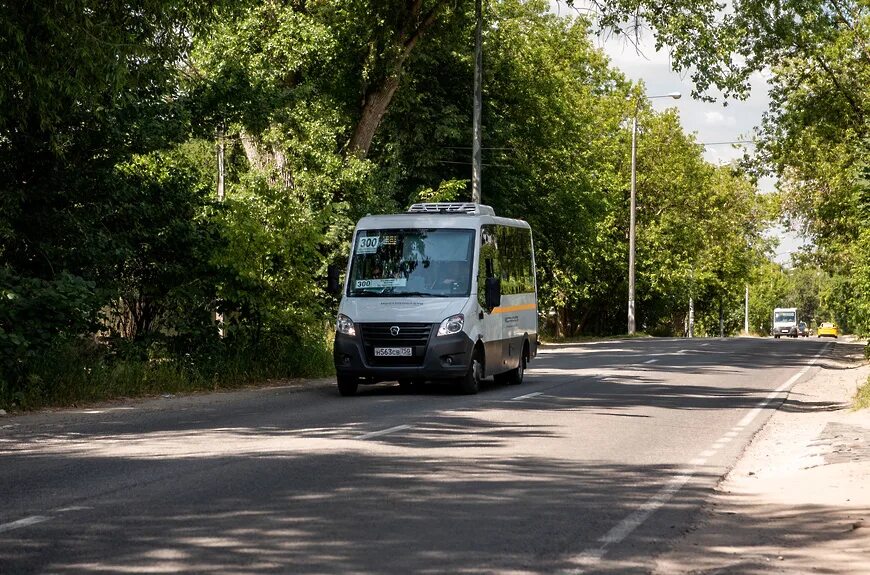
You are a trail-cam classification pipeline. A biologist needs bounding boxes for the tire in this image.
[458,349,483,395]
[504,355,526,385]
[337,376,358,397]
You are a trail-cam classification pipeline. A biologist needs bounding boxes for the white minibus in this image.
[332,203,538,396]
[772,307,799,338]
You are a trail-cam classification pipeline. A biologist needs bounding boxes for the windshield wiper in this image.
[352,291,386,297]
[351,290,442,298]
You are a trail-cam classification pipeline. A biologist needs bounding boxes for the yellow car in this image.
[817,322,839,338]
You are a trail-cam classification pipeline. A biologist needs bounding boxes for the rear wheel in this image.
[458,349,483,394]
[337,376,358,397]
[504,355,525,385]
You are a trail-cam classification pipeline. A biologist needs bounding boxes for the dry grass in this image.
[856,375,870,410]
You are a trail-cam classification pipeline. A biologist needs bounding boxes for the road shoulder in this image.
[654,340,870,574]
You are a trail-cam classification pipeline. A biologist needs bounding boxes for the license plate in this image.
[374,347,412,357]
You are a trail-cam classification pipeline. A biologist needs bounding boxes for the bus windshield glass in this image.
[774,311,796,323]
[348,229,475,297]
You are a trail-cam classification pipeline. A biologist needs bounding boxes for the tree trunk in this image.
[346,0,448,158]
[239,131,295,188]
[240,131,268,172]
[347,75,402,158]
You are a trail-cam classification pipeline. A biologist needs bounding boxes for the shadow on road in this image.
[0,339,865,573]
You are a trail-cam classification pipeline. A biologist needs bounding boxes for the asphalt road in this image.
[0,337,833,574]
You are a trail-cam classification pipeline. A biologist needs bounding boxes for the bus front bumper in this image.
[333,331,475,383]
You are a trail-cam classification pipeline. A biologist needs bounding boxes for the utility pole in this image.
[215,127,226,337]
[628,113,638,334]
[688,297,694,338]
[471,0,482,204]
[217,127,226,202]
[744,284,749,335]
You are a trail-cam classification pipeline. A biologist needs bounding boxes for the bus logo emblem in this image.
[390,326,401,336]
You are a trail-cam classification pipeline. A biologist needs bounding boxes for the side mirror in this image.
[485,277,501,310]
[327,264,341,295]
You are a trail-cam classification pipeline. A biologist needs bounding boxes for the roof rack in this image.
[407,202,495,216]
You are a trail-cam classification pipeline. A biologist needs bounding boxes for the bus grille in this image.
[359,323,434,366]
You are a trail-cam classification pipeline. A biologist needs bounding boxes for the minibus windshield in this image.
[348,228,475,297]
[775,311,796,323]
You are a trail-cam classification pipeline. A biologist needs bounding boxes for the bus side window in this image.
[478,225,499,309]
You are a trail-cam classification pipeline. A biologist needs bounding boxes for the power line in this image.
[440,146,516,151]
[434,159,511,168]
[699,140,755,146]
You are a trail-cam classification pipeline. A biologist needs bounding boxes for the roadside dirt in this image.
[653,339,870,575]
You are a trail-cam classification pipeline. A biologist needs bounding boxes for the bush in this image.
[0,269,99,389]
[0,330,334,412]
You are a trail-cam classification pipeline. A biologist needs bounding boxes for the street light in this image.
[628,91,681,335]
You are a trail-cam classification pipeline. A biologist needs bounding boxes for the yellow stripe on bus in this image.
[491,303,537,314]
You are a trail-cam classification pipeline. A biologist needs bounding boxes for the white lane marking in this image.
[700,343,710,347]
[56,506,92,513]
[736,344,829,429]
[566,343,832,572]
[643,359,658,364]
[355,424,412,441]
[0,515,50,533]
[565,472,696,573]
[511,392,543,401]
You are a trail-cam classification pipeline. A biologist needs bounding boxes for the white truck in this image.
[772,307,799,338]
[331,202,538,396]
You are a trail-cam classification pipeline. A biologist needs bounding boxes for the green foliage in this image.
[755,4,870,335]
[747,261,862,336]
[212,174,329,339]
[105,149,220,341]
[365,0,768,337]
[411,180,467,204]
[7,0,856,409]
[0,270,99,389]
[563,0,870,326]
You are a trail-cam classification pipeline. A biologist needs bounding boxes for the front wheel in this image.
[337,376,358,397]
[458,350,483,395]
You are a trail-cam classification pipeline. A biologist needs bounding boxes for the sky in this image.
[547,2,808,264]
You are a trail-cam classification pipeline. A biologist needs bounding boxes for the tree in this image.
[754,3,870,334]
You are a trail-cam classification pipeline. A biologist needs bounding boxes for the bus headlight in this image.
[336,314,356,336]
[437,314,464,336]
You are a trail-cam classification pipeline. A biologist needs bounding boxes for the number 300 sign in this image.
[357,236,379,254]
